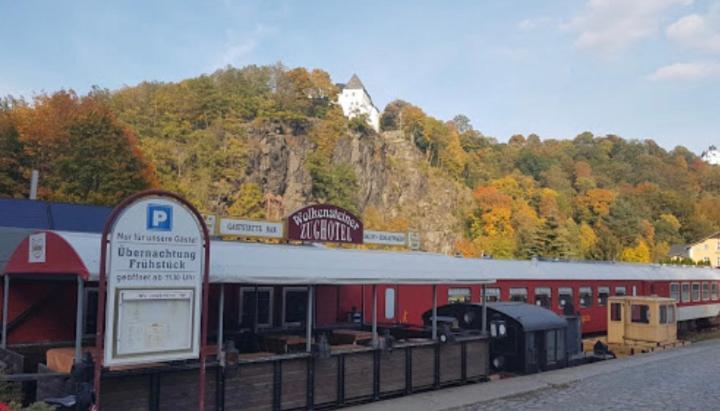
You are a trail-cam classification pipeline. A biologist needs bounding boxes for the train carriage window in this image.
[610,303,622,321]
[692,283,701,302]
[240,287,274,328]
[597,286,609,306]
[703,282,710,301]
[546,330,557,363]
[283,287,308,327]
[670,283,680,301]
[484,287,500,302]
[713,283,719,301]
[385,288,396,319]
[535,287,551,309]
[83,287,99,336]
[631,304,650,324]
[509,287,528,303]
[558,287,573,309]
[615,286,626,296]
[579,287,592,308]
[681,283,690,302]
[448,288,471,304]
[660,305,668,324]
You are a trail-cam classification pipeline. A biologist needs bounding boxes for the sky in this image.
[1,0,719,153]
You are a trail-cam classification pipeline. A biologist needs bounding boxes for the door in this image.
[534,331,547,372]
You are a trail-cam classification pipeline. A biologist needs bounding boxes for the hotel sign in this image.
[287,204,363,244]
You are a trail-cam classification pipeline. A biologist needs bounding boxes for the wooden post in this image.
[372,285,378,348]
[2,275,9,348]
[306,286,314,353]
[482,284,488,336]
[74,277,84,365]
[218,284,225,358]
[432,285,438,341]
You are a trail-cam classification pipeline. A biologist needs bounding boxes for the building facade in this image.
[701,146,720,165]
[687,233,720,267]
[337,74,380,132]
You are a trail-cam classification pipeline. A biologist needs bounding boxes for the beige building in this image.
[670,232,720,267]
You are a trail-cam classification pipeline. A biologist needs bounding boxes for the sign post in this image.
[93,190,210,411]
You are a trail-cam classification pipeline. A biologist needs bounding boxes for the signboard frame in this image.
[93,190,210,411]
[286,204,364,244]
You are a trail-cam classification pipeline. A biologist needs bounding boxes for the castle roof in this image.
[345,74,365,90]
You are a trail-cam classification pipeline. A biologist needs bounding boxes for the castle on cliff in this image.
[337,74,380,132]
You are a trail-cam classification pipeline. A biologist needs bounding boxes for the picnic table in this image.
[330,329,375,346]
[262,335,307,353]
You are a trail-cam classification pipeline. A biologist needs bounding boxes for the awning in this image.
[2,230,496,285]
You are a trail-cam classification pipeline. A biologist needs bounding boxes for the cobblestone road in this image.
[464,340,720,411]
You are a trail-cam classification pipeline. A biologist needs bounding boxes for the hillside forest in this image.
[2,64,720,263]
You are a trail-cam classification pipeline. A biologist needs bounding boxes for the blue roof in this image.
[0,198,110,232]
[49,203,111,232]
[0,199,51,229]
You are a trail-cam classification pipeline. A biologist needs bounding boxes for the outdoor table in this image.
[330,329,374,345]
[262,335,307,353]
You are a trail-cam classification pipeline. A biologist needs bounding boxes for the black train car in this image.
[423,302,581,374]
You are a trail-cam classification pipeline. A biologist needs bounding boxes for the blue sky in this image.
[2,0,719,152]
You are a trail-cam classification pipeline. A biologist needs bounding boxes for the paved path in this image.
[347,339,720,411]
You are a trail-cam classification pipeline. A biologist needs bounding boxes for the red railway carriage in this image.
[349,260,720,334]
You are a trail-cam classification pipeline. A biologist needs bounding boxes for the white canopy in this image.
[11,231,496,285]
[6,230,720,284]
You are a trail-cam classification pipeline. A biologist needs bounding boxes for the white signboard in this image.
[28,232,46,263]
[408,232,421,251]
[104,196,205,366]
[219,218,284,239]
[363,230,407,246]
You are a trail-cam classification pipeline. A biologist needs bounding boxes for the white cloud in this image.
[517,17,552,31]
[565,0,694,56]
[667,4,720,52]
[216,25,274,69]
[648,61,720,80]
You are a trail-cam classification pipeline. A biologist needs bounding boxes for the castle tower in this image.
[337,74,381,132]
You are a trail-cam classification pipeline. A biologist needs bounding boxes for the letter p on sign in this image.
[147,204,173,231]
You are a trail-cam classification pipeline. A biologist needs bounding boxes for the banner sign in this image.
[101,193,208,366]
[287,204,363,244]
[363,230,407,246]
[28,232,46,263]
[219,218,284,239]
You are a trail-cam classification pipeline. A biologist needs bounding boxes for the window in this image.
[660,305,667,324]
[535,287,551,309]
[667,305,675,323]
[509,287,528,303]
[283,287,308,327]
[385,288,396,319]
[240,287,274,328]
[579,287,592,308]
[84,287,99,336]
[615,286,626,296]
[692,283,701,302]
[597,286,609,306]
[713,283,719,300]
[670,283,680,301]
[703,282,710,301]
[717,257,720,267]
[546,330,557,363]
[610,303,622,321]
[558,287,573,309]
[704,257,710,264]
[448,288,471,304]
[484,287,500,302]
[631,304,650,324]
[681,283,690,302]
